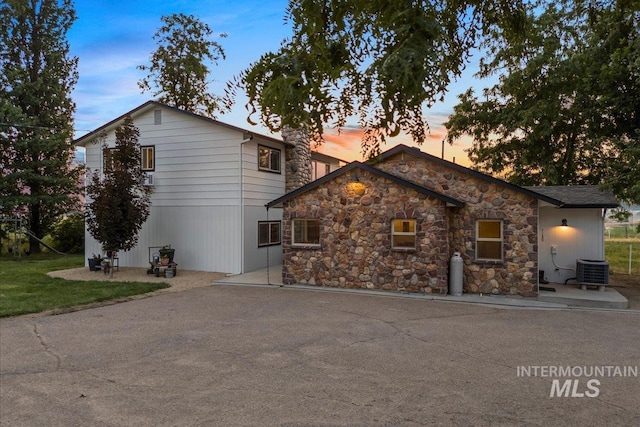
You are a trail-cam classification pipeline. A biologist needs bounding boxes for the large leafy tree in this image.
[85,117,152,278]
[0,0,81,253]
[138,13,227,118]
[227,0,527,158]
[444,0,640,203]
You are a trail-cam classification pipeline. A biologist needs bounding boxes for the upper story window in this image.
[391,219,416,249]
[292,219,320,246]
[103,147,117,171]
[141,146,155,171]
[154,109,162,125]
[311,160,331,180]
[258,145,281,173]
[476,220,503,261]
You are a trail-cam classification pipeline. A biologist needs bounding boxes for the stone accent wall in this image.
[376,154,538,295]
[282,126,312,192]
[282,169,450,293]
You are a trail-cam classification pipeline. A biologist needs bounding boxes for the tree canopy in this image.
[85,117,152,277]
[0,0,81,253]
[228,0,527,158]
[138,13,227,118]
[444,0,640,203]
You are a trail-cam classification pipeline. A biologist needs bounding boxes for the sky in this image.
[67,0,487,165]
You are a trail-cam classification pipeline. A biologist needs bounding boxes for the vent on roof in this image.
[576,259,609,285]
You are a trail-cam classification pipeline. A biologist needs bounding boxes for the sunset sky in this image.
[68,0,489,166]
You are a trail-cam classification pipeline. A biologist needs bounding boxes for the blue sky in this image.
[68,0,484,163]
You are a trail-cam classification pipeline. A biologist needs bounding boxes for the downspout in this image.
[239,140,244,274]
[239,132,254,274]
[265,204,270,285]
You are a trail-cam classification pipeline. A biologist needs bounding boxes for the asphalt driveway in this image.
[1,285,639,426]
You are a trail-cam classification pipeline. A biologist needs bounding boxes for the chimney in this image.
[282,125,311,193]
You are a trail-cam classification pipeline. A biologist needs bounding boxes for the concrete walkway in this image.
[216,266,630,311]
[539,283,629,309]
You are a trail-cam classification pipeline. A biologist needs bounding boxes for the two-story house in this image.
[75,101,344,274]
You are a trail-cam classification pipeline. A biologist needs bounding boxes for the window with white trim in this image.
[258,145,281,173]
[141,146,155,171]
[391,219,416,249]
[311,160,331,180]
[292,219,320,246]
[258,221,281,247]
[476,220,503,261]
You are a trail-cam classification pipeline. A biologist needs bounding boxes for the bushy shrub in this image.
[50,212,85,253]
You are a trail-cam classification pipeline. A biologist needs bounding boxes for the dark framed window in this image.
[258,145,281,173]
[392,219,416,249]
[476,220,503,261]
[258,221,281,247]
[292,219,320,246]
[141,146,155,171]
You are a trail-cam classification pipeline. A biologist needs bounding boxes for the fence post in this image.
[629,244,633,275]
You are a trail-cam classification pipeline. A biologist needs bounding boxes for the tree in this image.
[444,0,639,203]
[85,117,152,278]
[0,0,81,253]
[138,13,227,118]
[227,0,527,158]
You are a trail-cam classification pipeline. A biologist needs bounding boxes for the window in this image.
[292,219,320,246]
[141,146,155,171]
[476,220,503,261]
[103,147,117,171]
[258,145,281,173]
[258,221,281,247]
[392,219,416,249]
[154,109,162,125]
[311,160,331,180]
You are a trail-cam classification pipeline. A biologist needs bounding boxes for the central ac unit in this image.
[143,173,154,186]
[576,259,609,290]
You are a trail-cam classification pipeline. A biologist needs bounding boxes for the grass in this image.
[0,253,169,317]
[605,239,640,275]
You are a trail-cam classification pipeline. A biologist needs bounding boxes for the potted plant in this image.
[159,244,175,263]
[88,253,103,271]
[160,254,170,265]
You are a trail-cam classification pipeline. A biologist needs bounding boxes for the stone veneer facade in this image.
[282,126,312,192]
[375,153,539,295]
[282,168,452,293]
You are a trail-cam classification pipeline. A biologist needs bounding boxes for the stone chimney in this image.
[282,125,312,193]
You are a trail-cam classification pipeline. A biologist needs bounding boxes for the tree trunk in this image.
[29,203,42,254]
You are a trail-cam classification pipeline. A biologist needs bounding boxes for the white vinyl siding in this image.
[82,104,292,274]
[84,205,242,274]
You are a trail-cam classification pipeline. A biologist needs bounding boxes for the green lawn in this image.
[0,254,169,317]
[605,239,640,275]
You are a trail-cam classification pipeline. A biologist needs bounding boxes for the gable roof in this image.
[524,185,618,208]
[74,100,291,148]
[267,161,465,209]
[373,144,565,206]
